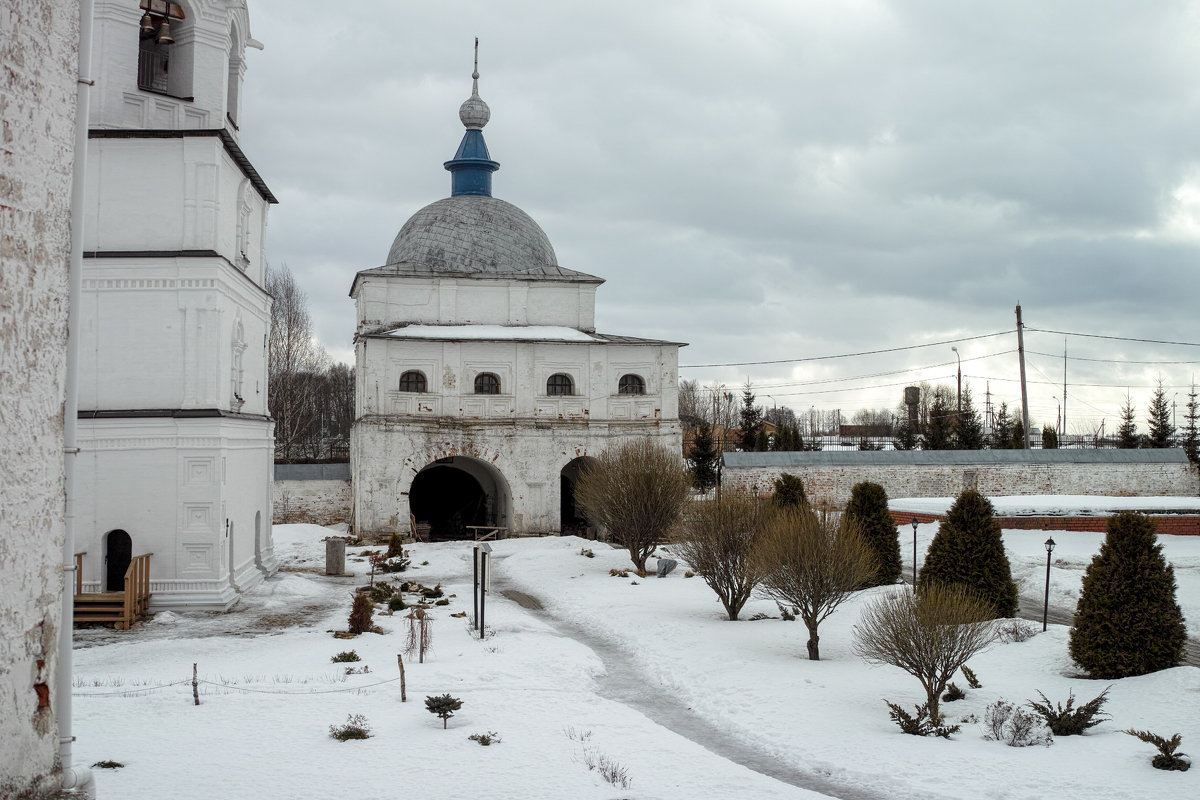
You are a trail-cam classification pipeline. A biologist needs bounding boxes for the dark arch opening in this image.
[409,457,509,541]
[104,529,132,592]
[560,456,598,537]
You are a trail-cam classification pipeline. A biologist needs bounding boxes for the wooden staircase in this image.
[74,552,153,630]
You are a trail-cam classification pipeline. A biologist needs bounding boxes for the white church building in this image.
[350,64,684,540]
[74,0,277,609]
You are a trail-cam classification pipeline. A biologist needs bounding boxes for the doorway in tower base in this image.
[409,456,511,540]
[560,456,598,538]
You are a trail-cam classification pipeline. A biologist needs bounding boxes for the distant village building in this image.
[350,64,684,540]
[74,0,278,609]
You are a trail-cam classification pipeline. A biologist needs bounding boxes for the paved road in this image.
[1016,594,1200,668]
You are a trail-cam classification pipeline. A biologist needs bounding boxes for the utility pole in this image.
[1062,339,1067,440]
[1016,304,1031,449]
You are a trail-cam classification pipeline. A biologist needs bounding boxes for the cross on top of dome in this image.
[458,37,491,131]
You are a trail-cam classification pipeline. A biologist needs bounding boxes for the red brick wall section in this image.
[889,511,1200,536]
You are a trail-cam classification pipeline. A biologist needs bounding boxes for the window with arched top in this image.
[474,373,501,395]
[547,373,574,396]
[618,374,646,395]
[399,371,427,393]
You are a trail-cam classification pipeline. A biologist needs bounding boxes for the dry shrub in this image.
[853,584,996,723]
[755,508,878,660]
[574,439,691,572]
[673,490,771,620]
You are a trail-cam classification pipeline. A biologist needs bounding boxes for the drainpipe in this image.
[57,0,96,796]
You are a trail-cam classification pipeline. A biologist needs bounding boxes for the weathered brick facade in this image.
[724,450,1199,509]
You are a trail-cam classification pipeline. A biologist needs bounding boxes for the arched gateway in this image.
[409,456,510,540]
[348,55,683,541]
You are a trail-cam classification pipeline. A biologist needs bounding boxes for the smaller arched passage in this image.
[409,457,510,541]
[104,529,133,592]
[560,456,598,537]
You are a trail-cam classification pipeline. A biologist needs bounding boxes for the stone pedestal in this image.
[326,538,346,576]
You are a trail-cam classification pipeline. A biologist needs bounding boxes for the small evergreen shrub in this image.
[917,490,1018,617]
[1070,511,1187,678]
[770,473,809,509]
[609,568,629,578]
[385,531,405,560]
[329,714,372,741]
[388,596,407,612]
[425,693,464,729]
[962,666,982,689]
[468,731,502,746]
[330,650,360,663]
[942,683,966,703]
[435,598,450,606]
[996,620,1038,643]
[420,584,444,599]
[776,602,796,621]
[369,583,394,603]
[844,481,902,587]
[1124,729,1190,771]
[90,760,124,769]
[1026,687,1110,736]
[579,548,595,558]
[983,700,1052,747]
[885,701,960,738]
[348,592,374,635]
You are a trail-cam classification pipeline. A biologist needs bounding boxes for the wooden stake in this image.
[192,662,199,706]
[397,654,406,703]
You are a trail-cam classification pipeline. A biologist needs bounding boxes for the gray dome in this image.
[385,195,558,274]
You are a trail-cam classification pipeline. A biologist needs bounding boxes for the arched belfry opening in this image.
[560,456,598,537]
[104,529,133,591]
[409,457,510,540]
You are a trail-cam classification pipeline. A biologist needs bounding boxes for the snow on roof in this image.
[383,324,602,342]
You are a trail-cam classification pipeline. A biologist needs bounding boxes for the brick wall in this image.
[273,480,352,526]
[0,0,80,791]
[889,510,1200,536]
[725,461,1199,509]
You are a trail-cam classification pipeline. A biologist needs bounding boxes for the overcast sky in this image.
[240,0,1200,436]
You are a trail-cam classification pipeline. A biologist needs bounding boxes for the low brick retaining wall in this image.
[889,510,1200,536]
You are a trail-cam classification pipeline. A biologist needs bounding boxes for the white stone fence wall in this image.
[274,464,352,526]
[722,450,1199,509]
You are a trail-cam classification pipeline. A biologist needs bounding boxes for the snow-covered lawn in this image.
[73,517,1200,799]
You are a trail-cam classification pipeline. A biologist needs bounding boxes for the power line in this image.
[679,330,1014,369]
[1027,350,1200,366]
[1025,327,1200,348]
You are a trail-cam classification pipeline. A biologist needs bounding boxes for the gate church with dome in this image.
[350,64,684,539]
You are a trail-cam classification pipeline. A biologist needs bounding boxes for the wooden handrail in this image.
[74,552,86,595]
[121,553,153,629]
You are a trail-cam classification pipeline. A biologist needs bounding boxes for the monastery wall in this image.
[0,0,79,791]
[724,460,1199,509]
[274,479,353,526]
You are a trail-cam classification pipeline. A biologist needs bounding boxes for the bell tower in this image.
[76,0,279,610]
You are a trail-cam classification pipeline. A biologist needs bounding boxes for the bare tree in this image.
[674,491,771,620]
[754,509,878,660]
[266,263,328,460]
[852,584,997,723]
[575,439,691,572]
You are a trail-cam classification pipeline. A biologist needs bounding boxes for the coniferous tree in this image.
[990,403,1013,450]
[844,482,901,587]
[738,381,764,451]
[771,473,808,509]
[1069,512,1186,678]
[1041,425,1059,449]
[1182,384,1199,465]
[1011,419,1026,450]
[924,393,954,450]
[917,489,1018,618]
[954,386,985,450]
[1117,393,1140,449]
[893,421,918,451]
[688,420,719,493]
[1146,379,1174,448]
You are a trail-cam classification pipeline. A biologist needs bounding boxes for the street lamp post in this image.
[911,518,919,593]
[1042,537,1056,631]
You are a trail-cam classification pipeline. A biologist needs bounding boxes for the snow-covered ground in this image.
[72,516,1200,799]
